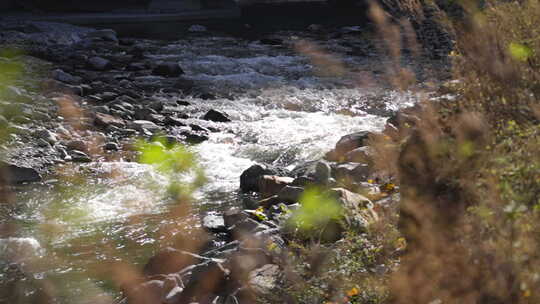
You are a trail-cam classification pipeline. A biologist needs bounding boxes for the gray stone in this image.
[248,264,280,296]
[95,112,125,128]
[314,160,331,184]
[88,57,111,71]
[52,69,81,84]
[334,162,371,183]
[33,129,57,145]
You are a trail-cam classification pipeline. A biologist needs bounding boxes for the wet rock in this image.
[94,112,125,128]
[202,109,231,123]
[248,264,280,296]
[277,186,304,203]
[176,100,191,106]
[0,161,41,184]
[223,209,249,228]
[134,108,158,121]
[189,124,210,133]
[95,92,118,102]
[152,62,184,78]
[129,120,161,134]
[87,56,111,71]
[326,187,378,228]
[334,131,371,158]
[37,138,51,147]
[344,146,372,163]
[314,160,331,184]
[103,142,119,151]
[66,140,87,152]
[33,129,57,145]
[188,24,207,32]
[334,162,371,184]
[203,213,227,233]
[291,176,315,187]
[48,80,83,96]
[181,130,209,144]
[85,29,118,42]
[258,175,294,198]
[164,116,186,127]
[240,164,281,193]
[69,150,91,162]
[51,69,81,84]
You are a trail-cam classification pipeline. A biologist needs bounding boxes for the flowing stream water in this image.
[1,28,435,302]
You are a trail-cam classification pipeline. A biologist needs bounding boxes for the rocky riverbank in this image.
[0,17,448,304]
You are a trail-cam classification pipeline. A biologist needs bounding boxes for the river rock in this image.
[0,162,41,184]
[327,131,371,161]
[152,62,184,77]
[203,213,227,233]
[87,56,111,71]
[51,69,81,84]
[334,162,371,184]
[85,29,118,42]
[248,264,280,296]
[277,186,304,203]
[94,112,125,128]
[129,120,161,134]
[103,142,119,151]
[326,187,378,228]
[69,150,91,162]
[188,24,207,32]
[240,164,283,192]
[258,175,294,198]
[33,129,57,145]
[202,109,231,123]
[66,140,87,152]
[344,146,372,163]
[314,160,331,184]
[181,130,209,144]
[164,115,186,127]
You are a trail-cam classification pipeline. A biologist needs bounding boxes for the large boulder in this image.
[326,188,378,229]
[240,164,286,193]
[335,131,371,158]
[258,175,294,198]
